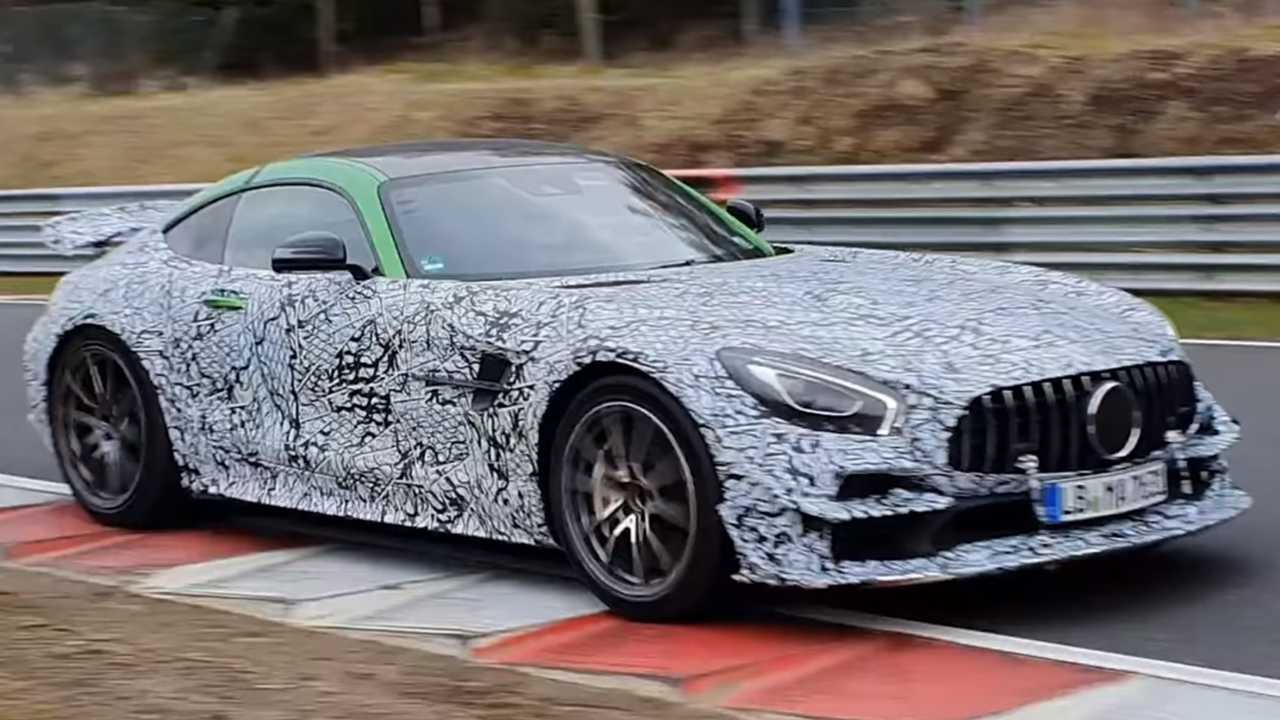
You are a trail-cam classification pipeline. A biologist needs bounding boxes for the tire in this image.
[48,328,189,528]
[548,374,727,621]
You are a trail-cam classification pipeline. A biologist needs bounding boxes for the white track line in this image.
[789,606,1280,699]
[1182,339,1280,349]
[0,473,69,496]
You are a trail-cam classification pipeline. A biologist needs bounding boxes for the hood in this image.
[502,246,1182,404]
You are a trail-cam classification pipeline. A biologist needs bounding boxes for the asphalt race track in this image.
[1,300,1276,679]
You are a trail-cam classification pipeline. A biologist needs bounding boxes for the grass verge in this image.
[5,12,1280,189]
[1145,296,1280,342]
[0,275,60,297]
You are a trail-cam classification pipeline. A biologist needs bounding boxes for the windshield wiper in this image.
[645,258,710,270]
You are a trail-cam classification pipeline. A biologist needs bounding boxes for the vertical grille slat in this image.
[1152,364,1172,427]
[1170,363,1196,429]
[1078,375,1096,470]
[1156,363,1175,435]
[970,398,986,469]
[980,395,997,473]
[1135,364,1160,449]
[1120,367,1149,454]
[949,361,1192,473]
[1062,377,1081,471]
[1041,381,1061,472]
[1002,388,1018,469]
[957,416,972,470]
[1021,384,1040,458]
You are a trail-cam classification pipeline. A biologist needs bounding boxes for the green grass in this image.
[0,275,60,296]
[0,276,1272,341]
[1145,296,1280,341]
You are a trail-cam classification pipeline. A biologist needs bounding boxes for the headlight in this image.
[717,347,906,435]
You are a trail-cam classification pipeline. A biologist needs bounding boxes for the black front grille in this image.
[949,361,1197,474]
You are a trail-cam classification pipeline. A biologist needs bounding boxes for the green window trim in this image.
[253,158,407,279]
[669,176,775,257]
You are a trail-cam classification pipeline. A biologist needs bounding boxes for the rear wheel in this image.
[549,374,727,621]
[49,329,188,528]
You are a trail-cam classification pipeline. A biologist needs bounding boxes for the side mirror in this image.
[725,198,766,233]
[271,231,370,280]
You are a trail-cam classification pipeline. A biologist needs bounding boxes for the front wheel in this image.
[49,328,189,528]
[548,374,728,621]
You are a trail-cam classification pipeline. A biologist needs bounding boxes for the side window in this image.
[163,194,239,264]
[223,185,376,271]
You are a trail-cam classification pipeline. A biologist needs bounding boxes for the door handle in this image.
[201,293,247,311]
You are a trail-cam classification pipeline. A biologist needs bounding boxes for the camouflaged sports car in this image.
[24,140,1251,620]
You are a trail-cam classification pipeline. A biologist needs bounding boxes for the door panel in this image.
[276,277,499,531]
[164,260,293,477]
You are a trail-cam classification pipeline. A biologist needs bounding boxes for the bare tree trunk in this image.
[574,0,603,64]
[200,6,241,76]
[314,0,337,74]
[965,0,984,25]
[0,0,16,93]
[482,0,506,49]
[741,0,763,43]
[779,0,804,49]
[419,0,442,36]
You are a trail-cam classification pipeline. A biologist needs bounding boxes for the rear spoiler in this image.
[41,201,181,255]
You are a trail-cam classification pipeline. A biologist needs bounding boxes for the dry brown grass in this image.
[5,1,1280,188]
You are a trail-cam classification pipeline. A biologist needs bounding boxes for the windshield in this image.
[381,161,771,280]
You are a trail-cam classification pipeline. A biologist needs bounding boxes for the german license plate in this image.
[1038,461,1168,524]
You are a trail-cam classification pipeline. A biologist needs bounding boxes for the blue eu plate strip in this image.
[1042,485,1062,523]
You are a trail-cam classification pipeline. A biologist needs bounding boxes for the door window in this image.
[223,185,375,271]
[163,194,239,264]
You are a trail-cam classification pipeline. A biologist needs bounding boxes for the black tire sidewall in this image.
[548,373,727,621]
[49,328,187,528]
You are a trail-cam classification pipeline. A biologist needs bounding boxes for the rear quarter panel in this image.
[23,235,177,454]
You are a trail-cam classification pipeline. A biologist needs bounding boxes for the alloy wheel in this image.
[561,400,698,600]
[53,342,147,509]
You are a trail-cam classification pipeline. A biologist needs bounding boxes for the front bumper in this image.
[714,381,1250,588]
[730,473,1250,588]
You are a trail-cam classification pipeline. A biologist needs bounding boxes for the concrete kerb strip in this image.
[137,545,335,597]
[0,474,70,496]
[301,571,498,628]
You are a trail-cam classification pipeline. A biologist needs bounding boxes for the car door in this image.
[215,184,387,490]
[279,271,516,533]
[160,192,285,477]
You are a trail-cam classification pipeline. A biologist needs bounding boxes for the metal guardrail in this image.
[3,155,1280,292]
[0,183,203,273]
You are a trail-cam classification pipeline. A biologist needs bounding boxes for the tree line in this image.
[1,1,994,90]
